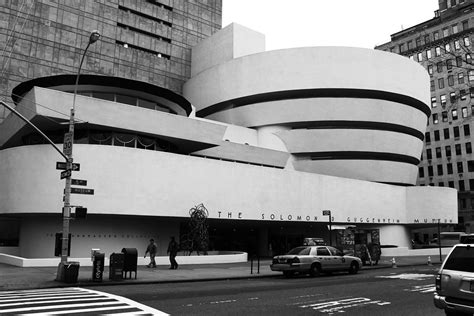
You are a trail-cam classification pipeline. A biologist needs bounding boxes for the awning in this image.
[328,225,356,230]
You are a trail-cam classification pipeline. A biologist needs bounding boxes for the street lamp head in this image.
[89,30,100,44]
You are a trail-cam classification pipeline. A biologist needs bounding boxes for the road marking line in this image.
[0,296,111,307]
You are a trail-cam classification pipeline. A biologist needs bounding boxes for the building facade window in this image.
[427,148,433,159]
[467,54,472,64]
[441,94,447,106]
[435,130,441,141]
[442,111,448,122]
[446,145,452,157]
[426,132,431,143]
[448,75,454,86]
[468,160,474,172]
[443,28,449,37]
[433,113,439,124]
[459,180,465,191]
[464,124,471,136]
[445,43,451,52]
[438,78,445,89]
[456,56,463,67]
[435,46,441,56]
[428,65,433,75]
[436,147,442,158]
[437,61,443,72]
[417,52,422,61]
[462,20,469,31]
[458,72,464,84]
[469,70,474,82]
[429,166,434,177]
[450,92,457,103]
[455,40,461,50]
[431,96,437,108]
[447,59,453,70]
[466,142,472,154]
[462,107,468,117]
[438,164,444,175]
[447,163,453,174]
[464,36,470,46]
[444,128,450,139]
[452,108,458,120]
[453,24,459,33]
[448,181,455,188]
[454,126,460,138]
[456,143,462,155]
[458,161,464,173]
[419,167,425,178]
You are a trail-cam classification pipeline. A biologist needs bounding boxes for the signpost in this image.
[323,210,332,246]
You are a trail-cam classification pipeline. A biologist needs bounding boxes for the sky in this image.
[222,0,439,50]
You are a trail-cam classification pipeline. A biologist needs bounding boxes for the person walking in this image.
[167,236,179,269]
[144,238,157,268]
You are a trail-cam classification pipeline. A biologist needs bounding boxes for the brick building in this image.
[376,0,474,235]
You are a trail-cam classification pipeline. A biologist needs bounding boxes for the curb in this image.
[1,262,442,291]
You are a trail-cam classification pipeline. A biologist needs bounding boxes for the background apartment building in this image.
[376,0,474,234]
[0,0,222,121]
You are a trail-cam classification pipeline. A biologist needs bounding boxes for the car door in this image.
[327,246,347,270]
[315,246,333,270]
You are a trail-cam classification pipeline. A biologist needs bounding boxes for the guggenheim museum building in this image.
[0,24,457,260]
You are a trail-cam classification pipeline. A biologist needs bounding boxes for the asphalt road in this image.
[87,266,445,316]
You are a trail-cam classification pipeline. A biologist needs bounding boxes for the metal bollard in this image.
[250,255,260,274]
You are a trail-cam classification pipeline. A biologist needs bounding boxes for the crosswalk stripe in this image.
[0,287,168,315]
[0,296,112,307]
[0,293,101,304]
[0,300,126,313]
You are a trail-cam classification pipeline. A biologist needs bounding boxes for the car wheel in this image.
[283,271,294,278]
[349,261,359,274]
[309,263,321,277]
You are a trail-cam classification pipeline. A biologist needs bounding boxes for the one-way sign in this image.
[56,161,80,171]
[60,169,71,179]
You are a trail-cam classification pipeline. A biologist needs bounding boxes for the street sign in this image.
[71,187,94,195]
[71,179,87,186]
[322,210,331,216]
[63,132,73,156]
[56,161,80,171]
[60,169,71,179]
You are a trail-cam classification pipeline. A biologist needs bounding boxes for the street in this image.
[86,266,443,316]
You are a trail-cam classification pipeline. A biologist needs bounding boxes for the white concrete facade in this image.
[0,23,458,262]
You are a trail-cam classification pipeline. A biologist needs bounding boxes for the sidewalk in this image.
[0,255,444,291]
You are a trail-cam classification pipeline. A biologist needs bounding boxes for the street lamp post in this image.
[56,30,100,281]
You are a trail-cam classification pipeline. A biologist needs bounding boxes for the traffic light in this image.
[75,207,87,219]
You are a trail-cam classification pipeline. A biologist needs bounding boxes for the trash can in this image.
[109,252,124,280]
[64,262,80,284]
[92,252,105,282]
[121,248,138,279]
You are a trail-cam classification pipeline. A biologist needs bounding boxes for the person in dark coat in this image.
[167,236,179,269]
[144,238,157,268]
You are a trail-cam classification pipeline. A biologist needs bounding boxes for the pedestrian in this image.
[167,236,179,269]
[144,238,157,268]
[371,242,382,265]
